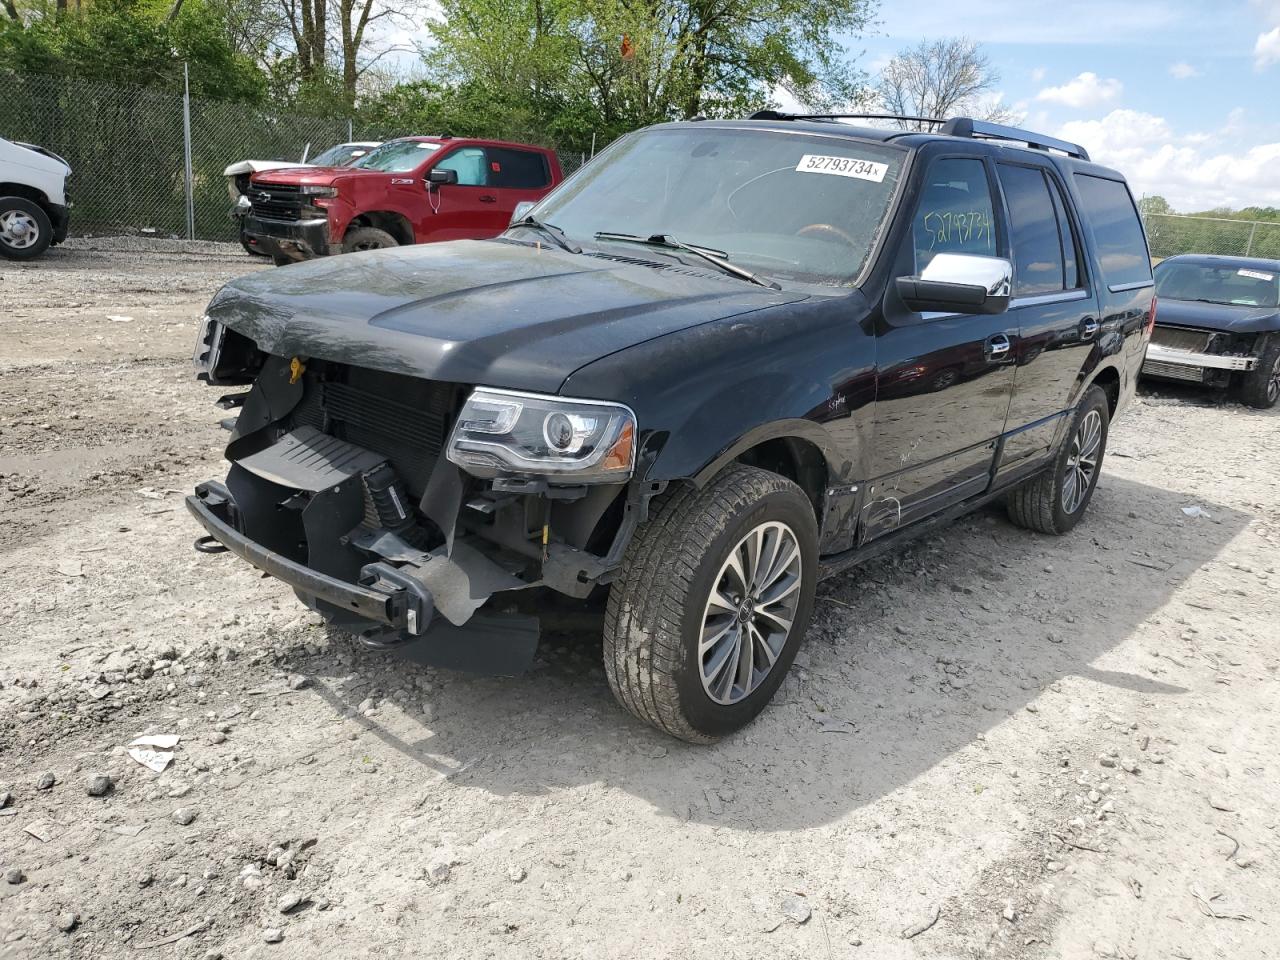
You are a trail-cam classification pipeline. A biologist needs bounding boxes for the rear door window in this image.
[912,157,998,271]
[1073,174,1152,288]
[998,164,1068,296]
[487,148,550,189]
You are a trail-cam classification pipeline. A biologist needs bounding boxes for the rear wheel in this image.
[603,465,818,743]
[0,197,52,261]
[342,226,398,254]
[1006,385,1110,535]
[1240,341,1280,410]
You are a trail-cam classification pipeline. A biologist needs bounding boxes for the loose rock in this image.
[780,895,811,925]
[55,913,78,933]
[278,891,304,914]
[286,674,310,691]
[86,774,113,797]
[263,928,284,943]
[5,867,24,885]
[507,865,527,883]
[36,772,56,790]
[172,807,197,826]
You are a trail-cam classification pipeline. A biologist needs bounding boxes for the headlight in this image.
[447,388,636,483]
[299,185,338,198]
[192,316,225,373]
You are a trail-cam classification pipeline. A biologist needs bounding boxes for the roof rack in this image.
[744,110,1091,162]
[748,110,946,127]
[940,118,1090,161]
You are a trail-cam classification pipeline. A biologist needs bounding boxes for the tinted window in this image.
[488,148,549,189]
[913,158,997,271]
[998,164,1065,295]
[1047,177,1080,289]
[1073,175,1152,287]
[434,147,488,186]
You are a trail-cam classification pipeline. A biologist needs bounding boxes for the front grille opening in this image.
[289,363,465,501]
[250,183,306,222]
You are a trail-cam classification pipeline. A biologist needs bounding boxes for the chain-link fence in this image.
[1143,212,1280,262]
[0,71,589,243]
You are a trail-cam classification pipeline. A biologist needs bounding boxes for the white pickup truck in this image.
[1,136,72,260]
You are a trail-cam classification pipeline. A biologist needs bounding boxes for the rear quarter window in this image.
[488,148,550,189]
[1073,174,1152,289]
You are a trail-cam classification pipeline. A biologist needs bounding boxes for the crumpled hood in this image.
[206,239,807,394]
[223,159,312,177]
[1156,297,1280,334]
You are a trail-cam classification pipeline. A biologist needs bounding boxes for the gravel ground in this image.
[1,240,1278,959]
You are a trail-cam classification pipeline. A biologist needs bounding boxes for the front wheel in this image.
[0,197,53,261]
[603,465,818,743]
[342,226,398,254]
[1006,385,1110,535]
[1240,341,1280,410]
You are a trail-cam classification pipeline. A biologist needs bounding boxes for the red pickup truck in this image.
[243,137,563,265]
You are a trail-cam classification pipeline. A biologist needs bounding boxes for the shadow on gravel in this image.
[297,473,1249,831]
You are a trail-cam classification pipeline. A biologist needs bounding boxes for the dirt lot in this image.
[1,240,1278,960]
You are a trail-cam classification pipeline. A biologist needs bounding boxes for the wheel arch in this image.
[344,210,413,245]
[1086,363,1122,415]
[0,184,51,209]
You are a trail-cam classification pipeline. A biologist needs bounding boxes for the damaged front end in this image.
[188,317,643,675]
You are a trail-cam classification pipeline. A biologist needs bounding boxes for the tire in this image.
[603,464,818,743]
[1006,385,1110,535]
[0,197,53,261]
[342,226,398,254]
[1240,340,1280,410]
[271,252,294,267]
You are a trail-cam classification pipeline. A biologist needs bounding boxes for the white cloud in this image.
[1168,61,1200,79]
[1256,27,1280,68]
[1036,72,1123,109]
[1030,66,1047,83]
[1058,109,1280,210]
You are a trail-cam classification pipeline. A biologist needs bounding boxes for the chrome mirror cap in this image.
[920,253,1013,297]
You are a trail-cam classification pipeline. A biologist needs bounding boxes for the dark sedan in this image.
[1144,254,1280,408]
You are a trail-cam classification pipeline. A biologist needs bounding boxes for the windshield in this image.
[352,140,441,173]
[1155,260,1279,308]
[528,126,907,286]
[310,143,368,167]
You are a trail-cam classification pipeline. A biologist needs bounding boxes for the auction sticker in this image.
[795,154,888,182]
[1238,269,1274,281]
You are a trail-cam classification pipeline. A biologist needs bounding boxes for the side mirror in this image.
[426,168,458,186]
[509,201,536,226]
[896,253,1012,315]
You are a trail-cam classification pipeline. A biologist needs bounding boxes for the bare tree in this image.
[875,38,1018,130]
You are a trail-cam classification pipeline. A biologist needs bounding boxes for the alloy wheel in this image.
[1269,355,1280,405]
[1062,409,1102,515]
[0,210,40,250]
[698,520,803,705]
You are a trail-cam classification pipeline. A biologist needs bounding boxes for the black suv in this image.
[189,114,1154,742]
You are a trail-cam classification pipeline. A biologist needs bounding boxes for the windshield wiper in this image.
[509,216,581,254]
[593,231,780,290]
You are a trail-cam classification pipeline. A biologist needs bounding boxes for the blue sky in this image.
[836,0,1280,210]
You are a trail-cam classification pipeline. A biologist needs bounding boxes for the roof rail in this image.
[748,110,946,128]
[940,118,1090,161]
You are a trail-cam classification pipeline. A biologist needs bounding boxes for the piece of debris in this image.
[106,315,134,323]
[1207,795,1235,813]
[135,919,211,950]
[1002,904,1016,922]
[780,895,811,925]
[286,674,311,691]
[172,807,197,826]
[36,771,56,790]
[426,860,451,883]
[55,913,78,933]
[278,891,304,914]
[86,774,113,797]
[263,928,284,943]
[902,904,941,939]
[23,820,54,843]
[507,865,527,883]
[1190,885,1252,921]
[1120,757,1139,774]
[5,867,24,885]
[1181,505,1211,519]
[809,712,857,734]
[128,734,179,773]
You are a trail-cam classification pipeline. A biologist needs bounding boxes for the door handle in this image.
[986,333,1012,361]
[1081,317,1099,339]
[478,195,498,203]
